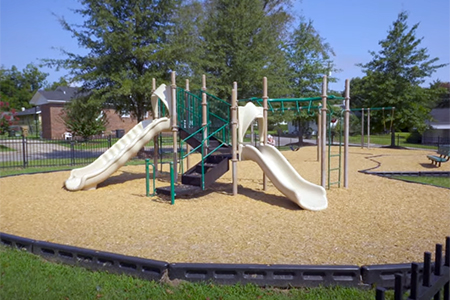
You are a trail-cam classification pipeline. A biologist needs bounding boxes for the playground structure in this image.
[350,106,395,149]
[64,73,353,210]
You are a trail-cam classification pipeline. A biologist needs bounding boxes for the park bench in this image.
[427,145,450,167]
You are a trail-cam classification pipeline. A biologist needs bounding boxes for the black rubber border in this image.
[2,232,446,289]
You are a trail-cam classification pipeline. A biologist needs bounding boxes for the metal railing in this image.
[0,134,179,170]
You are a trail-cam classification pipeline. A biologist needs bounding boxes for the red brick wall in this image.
[40,104,53,139]
[103,109,140,136]
[43,104,141,139]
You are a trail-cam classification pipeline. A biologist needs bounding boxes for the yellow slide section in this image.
[65,117,171,191]
[241,144,327,211]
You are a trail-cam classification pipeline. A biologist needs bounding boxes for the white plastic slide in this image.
[65,117,171,191]
[240,144,327,211]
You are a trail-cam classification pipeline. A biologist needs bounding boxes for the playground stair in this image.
[178,126,231,189]
[155,87,232,196]
[182,154,230,188]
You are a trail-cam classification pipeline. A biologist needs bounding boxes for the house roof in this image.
[429,108,450,130]
[30,86,82,106]
[16,106,41,116]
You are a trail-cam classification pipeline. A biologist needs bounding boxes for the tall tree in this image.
[355,11,447,132]
[45,77,69,91]
[282,20,337,144]
[47,0,181,122]
[429,80,450,108]
[200,0,292,100]
[0,64,48,110]
[285,20,336,97]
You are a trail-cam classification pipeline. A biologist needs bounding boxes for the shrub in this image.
[0,101,18,135]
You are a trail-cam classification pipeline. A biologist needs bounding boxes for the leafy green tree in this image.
[61,97,108,141]
[429,81,450,108]
[355,11,447,133]
[0,64,48,110]
[168,0,205,86]
[200,0,292,100]
[280,20,337,143]
[45,77,69,91]
[47,0,181,122]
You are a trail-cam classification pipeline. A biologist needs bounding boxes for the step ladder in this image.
[327,112,343,189]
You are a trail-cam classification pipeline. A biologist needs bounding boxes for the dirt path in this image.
[0,146,449,266]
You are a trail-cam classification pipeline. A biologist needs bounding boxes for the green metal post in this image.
[145,159,156,197]
[169,162,175,205]
[146,159,149,196]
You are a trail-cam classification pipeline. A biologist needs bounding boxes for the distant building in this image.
[29,87,141,139]
[15,106,41,137]
[423,108,450,145]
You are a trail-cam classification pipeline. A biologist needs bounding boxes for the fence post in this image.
[394,274,403,300]
[375,287,385,300]
[410,263,419,299]
[22,135,28,168]
[108,135,112,148]
[70,141,75,165]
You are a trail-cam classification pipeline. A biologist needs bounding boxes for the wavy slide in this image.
[65,117,171,191]
[240,144,327,211]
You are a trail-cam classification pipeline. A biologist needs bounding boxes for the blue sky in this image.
[1,0,449,91]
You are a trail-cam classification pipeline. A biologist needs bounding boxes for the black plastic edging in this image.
[361,263,427,289]
[32,240,168,281]
[169,263,362,287]
[361,171,450,177]
[0,232,445,289]
[0,232,34,252]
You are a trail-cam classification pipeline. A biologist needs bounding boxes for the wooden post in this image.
[367,108,371,149]
[317,110,321,161]
[361,108,364,149]
[202,75,207,156]
[231,82,238,195]
[262,77,268,191]
[171,72,178,182]
[152,78,159,176]
[344,79,350,188]
[251,120,254,144]
[321,76,327,188]
[185,79,191,171]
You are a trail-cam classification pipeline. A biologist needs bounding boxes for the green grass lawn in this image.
[0,246,380,300]
[347,132,437,150]
[391,175,450,188]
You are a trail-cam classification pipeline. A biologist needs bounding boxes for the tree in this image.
[0,64,48,110]
[47,0,181,123]
[61,96,108,141]
[0,100,18,136]
[429,81,450,108]
[45,77,69,91]
[355,11,447,133]
[199,0,292,100]
[281,20,337,144]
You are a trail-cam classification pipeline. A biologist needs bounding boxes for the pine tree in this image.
[47,0,181,122]
[200,0,291,100]
[355,11,447,132]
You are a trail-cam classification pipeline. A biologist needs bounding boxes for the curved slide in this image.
[65,117,171,191]
[241,144,327,211]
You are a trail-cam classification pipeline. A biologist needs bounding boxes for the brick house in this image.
[30,86,141,139]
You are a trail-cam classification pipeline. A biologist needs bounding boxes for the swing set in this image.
[350,106,395,148]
